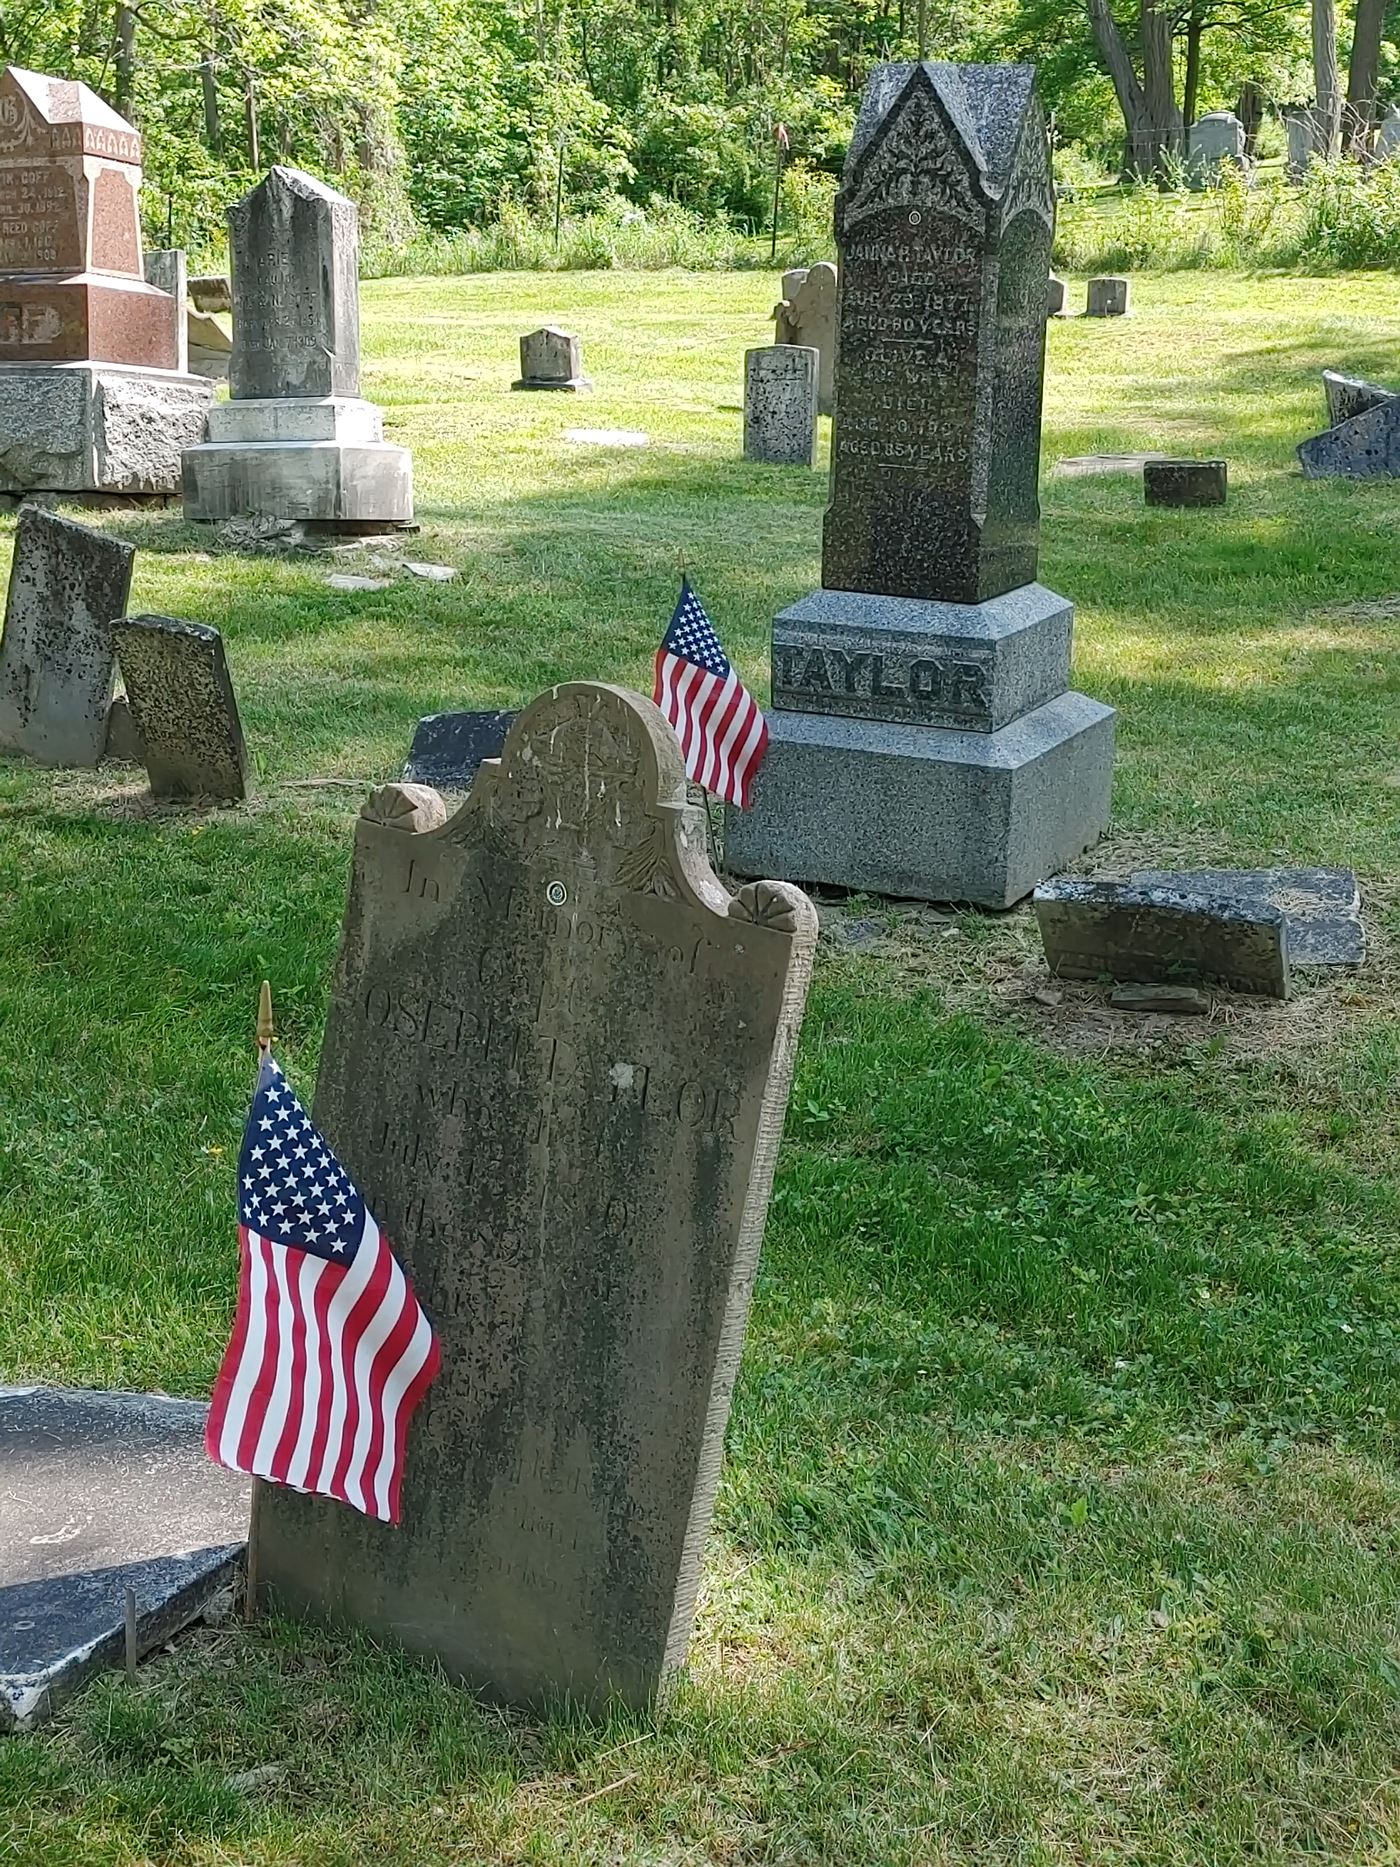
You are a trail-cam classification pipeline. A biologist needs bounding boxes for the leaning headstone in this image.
[1187,110,1246,186]
[112,614,248,801]
[402,707,517,787]
[1298,397,1400,478]
[143,249,189,373]
[1034,877,1291,998]
[772,262,838,414]
[1144,459,1227,506]
[744,345,818,466]
[189,274,232,313]
[1,1387,248,1732]
[0,66,211,495]
[1322,369,1395,427]
[187,308,232,380]
[0,503,134,766]
[182,167,412,529]
[512,327,591,391]
[1086,276,1130,316]
[1133,866,1363,966]
[255,681,818,1709]
[1285,110,1312,180]
[725,61,1114,907]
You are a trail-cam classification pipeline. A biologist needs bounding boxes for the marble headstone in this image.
[228,166,359,401]
[255,682,817,1709]
[513,327,590,391]
[744,345,818,466]
[0,503,134,766]
[1086,276,1130,316]
[143,248,188,373]
[1285,110,1312,179]
[1187,110,1245,185]
[113,613,248,801]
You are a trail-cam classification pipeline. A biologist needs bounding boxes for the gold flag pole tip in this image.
[257,981,274,1053]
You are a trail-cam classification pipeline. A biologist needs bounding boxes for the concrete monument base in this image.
[0,362,213,496]
[725,691,1115,908]
[181,395,413,527]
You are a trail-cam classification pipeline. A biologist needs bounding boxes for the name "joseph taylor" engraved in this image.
[773,640,991,721]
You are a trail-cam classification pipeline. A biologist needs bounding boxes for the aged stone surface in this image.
[772,262,837,413]
[1187,110,1245,185]
[255,682,817,1709]
[0,1386,248,1732]
[1033,877,1291,998]
[1298,396,1400,477]
[1322,369,1395,427]
[1379,104,1400,155]
[1047,273,1066,315]
[744,345,818,466]
[189,274,232,313]
[143,249,188,373]
[822,62,1054,606]
[1285,110,1311,179]
[0,502,133,765]
[403,707,517,788]
[103,690,143,762]
[229,167,360,401]
[1086,276,1130,316]
[0,364,211,493]
[513,327,590,390]
[1133,866,1363,967]
[182,434,413,526]
[770,583,1072,732]
[187,309,232,379]
[725,693,1115,908]
[1144,459,1227,506]
[1109,982,1209,1014]
[113,613,248,801]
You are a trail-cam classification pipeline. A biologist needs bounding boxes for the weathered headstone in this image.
[1132,866,1363,966]
[1322,369,1395,427]
[0,66,211,495]
[744,345,818,466]
[187,308,232,380]
[182,167,412,528]
[1047,273,1067,316]
[512,327,590,391]
[772,262,838,414]
[1285,110,1312,180]
[1144,459,1227,506]
[1086,276,1130,316]
[1298,397,1400,478]
[1378,104,1400,157]
[0,503,134,766]
[1187,110,1246,185]
[189,274,232,314]
[143,248,189,374]
[1034,877,1291,998]
[255,682,817,1709]
[112,614,248,801]
[403,707,517,788]
[725,61,1114,907]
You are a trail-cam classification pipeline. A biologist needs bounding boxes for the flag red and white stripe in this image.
[653,580,769,809]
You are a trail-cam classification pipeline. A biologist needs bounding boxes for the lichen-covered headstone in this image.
[255,682,817,1709]
[0,503,134,766]
[112,613,248,801]
[744,344,818,465]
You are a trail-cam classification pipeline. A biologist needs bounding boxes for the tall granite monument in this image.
[726,61,1114,906]
[255,683,817,1709]
[0,66,211,495]
[182,167,412,528]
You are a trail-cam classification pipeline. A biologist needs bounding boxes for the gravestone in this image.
[182,167,412,528]
[1378,105,1400,157]
[0,503,134,766]
[1298,397,1400,477]
[1322,369,1395,426]
[1144,459,1227,506]
[1285,110,1312,179]
[255,682,818,1709]
[1086,276,1130,316]
[1047,273,1067,315]
[1034,877,1291,999]
[143,249,188,374]
[1133,866,1363,967]
[1187,110,1246,185]
[772,262,838,413]
[725,61,1114,907]
[113,614,248,801]
[403,707,517,788]
[189,274,232,313]
[0,66,211,495]
[744,345,818,466]
[512,327,590,391]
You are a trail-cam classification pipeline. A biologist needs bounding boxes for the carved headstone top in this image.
[823,61,1054,606]
[255,681,818,1710]
[228,166,361,401]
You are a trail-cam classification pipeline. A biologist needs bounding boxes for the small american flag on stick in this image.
[205,1053,440,1524]
[653,580,769,809]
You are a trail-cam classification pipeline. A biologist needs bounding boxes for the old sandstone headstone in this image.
[725,61,1114,907]
[255,681,817,1709]
[512,327,590,391]
[0,502,133,765]
[182,167,412,528]
[113,613,248,801]
[0,66,211,494]
[772,261,837,414]
[744,345,818,466]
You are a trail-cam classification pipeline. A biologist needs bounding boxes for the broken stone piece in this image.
[1109,982,1210,1014]
[1034,876,1290,999]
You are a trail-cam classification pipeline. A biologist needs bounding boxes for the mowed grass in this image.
[2,269,1400,1864]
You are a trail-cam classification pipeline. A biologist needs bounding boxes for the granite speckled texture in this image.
[1298,396,1400,478]
[113,613,248,801]
[403,708,517,788]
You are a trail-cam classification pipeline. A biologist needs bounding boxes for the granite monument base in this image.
[725,693,1115,907]
[0,363,213,496]
[182,395,413,527]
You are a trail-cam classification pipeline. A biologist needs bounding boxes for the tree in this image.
[1345,0,1389,151]
[1086,0,1185,172]
[1312,0,1342,154]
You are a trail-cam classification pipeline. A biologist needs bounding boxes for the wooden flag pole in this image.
[243,980,273,1626]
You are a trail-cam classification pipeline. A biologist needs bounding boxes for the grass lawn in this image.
[3,268,1400,1864]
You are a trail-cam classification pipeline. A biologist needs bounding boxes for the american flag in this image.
[205,1055,440,1525]
[653,581,769,809]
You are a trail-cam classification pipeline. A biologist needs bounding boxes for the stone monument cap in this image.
[0,65,142,164]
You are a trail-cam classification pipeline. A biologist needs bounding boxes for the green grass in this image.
[3,269,1400,1863]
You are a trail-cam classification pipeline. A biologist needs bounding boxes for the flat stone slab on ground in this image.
[1109,982,1210,1014]
[564,428,648,448]
[1144,460,1227,506]
[1132,866,1363,967]
[1,1387,248,1731]
[402,707,517,788]
[1053,452,1170,479]
[1034,877,1291,998]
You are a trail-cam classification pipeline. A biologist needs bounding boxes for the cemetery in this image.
[0,35,1399,1867]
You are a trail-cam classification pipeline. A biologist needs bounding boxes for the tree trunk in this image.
[200,52,221,156]
[1237,78,1264,157]
[1141,0,1186,161]
[1345,0,1387,153]
[113,4,136,117]
[244,70,260,170]
[1312,0,1342,157]
[1086,0,1155,174]
[1182,1,1205,131]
